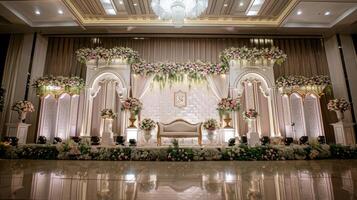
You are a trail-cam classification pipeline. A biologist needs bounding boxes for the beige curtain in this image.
[0,35,24,134]
[132,75,154,100]
[207,75,229,99]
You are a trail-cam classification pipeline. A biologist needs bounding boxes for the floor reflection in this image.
[0,160,356,199]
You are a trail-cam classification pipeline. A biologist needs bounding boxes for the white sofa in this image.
[157,119,202,145]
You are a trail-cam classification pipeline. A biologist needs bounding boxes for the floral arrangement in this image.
[217,97,240,115]
[276,75,331,88]
[11,100,35,113]
[132,61,228,86]
[32,76,85,97]
[327,98,351,113]
[276,75,331,96]
[203,119,219,130]
[0,88,5,112]
[121,97,143,115]
[220,46,287,67]
[75,47,110,64]
[242,109,258,120]
[2,142,357,161]
[100,109,117,119]
[139,118,156,131]
[109,46,140,64]
[76,46,140,65]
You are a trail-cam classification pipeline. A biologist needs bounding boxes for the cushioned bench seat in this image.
[157,119,202,145]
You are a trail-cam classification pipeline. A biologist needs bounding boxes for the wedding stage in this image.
[17,45,345,148]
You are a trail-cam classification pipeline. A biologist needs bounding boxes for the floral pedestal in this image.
[5,123,31,144]
[102,119,115,146]
[247,118,260,146]
[331,122,356,145]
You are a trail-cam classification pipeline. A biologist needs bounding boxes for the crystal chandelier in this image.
[151,0,208,28]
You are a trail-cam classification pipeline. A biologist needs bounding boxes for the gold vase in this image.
[128,112,137,128]
[223,113,232,128]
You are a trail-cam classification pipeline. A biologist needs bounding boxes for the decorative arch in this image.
[233,71,272,98]
[81,70,128,137]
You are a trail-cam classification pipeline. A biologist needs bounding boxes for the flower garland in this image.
[121,97,143,115]
[76,46,140,64]
[132,61,228,86]
[139,118,156,131]
[276,75,331,96]
[220,46,287,67]
[242,109,258,121]
[100,109,117,119]
[327,98,351,113]
[217,97,240,115]
[32,76,85,97]
[276,75,331,88]
[203,119,219,130]
[11,101,35,113]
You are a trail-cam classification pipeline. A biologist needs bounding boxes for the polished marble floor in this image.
[0,159,356,200]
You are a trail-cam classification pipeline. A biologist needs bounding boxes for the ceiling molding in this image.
[61,0,299,27]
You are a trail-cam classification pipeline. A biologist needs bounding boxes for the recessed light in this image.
[133,3,137,6]
[58,9,64,15]
[35,10,41,15]
[297,10,302,15]
[324,11,331,16]
[119,1,123,4]
[239,2,244,7]
[223,3,228,7]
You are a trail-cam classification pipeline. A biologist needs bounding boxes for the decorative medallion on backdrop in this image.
[174,90,187,108]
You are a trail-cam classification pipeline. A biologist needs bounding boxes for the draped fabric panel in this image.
[0,35,24,133]
[44,36,334,141]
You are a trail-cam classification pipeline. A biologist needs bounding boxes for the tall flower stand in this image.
[5,123,31,144]
[331,121,356,145]
[101,119,115,146]
[247,118,260,146]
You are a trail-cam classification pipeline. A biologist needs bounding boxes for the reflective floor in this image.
[0,160,357,200]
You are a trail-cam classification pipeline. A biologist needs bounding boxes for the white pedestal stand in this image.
[101,119,115,146]
[247,119,260,146]
[6,123,31,144]
[331,122,356,145]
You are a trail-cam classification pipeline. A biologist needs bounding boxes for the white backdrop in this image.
[141,82,220,124]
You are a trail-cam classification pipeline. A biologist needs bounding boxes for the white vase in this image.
[19,112,27,122]
[102,118,114,146]
[335,110,345,122]
[206,129,215,143]
[143,130,152,142]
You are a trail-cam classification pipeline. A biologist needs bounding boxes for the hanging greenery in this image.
[132,61,228,87]
[32,76,85,97]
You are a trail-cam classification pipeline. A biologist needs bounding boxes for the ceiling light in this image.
[246,0,265,16]
[133,3,137,6]
[324,11,331,16]
[119,1,123,5]
[239,2,244,7]
[224,3,228,7]
[58,9,64,15]
[35,10,41,15]
[100,0,117,15]
[151,0,208,28]
[297,10,302,15]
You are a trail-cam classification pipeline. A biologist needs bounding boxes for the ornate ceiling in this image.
[63,0,298,26]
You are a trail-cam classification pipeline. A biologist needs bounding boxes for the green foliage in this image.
[0,143,357,161]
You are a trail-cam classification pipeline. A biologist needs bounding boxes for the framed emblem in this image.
[174,90,187,108]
